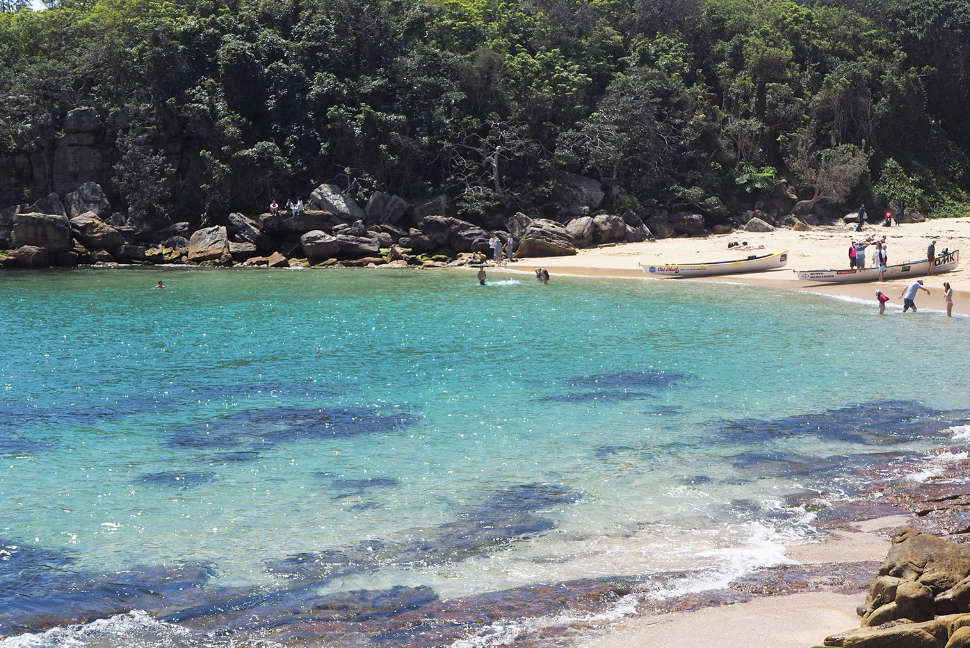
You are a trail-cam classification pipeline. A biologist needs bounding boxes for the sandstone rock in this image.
[64,182,111,218]
[669,212,707,236]
[792,200,814,217]
[54,250,78,267]
[515,219,576,257]
[26,193,66,217]
[364,191,409,225]
[921,572,961,594]
[12,213,72,252]
[844,626,940,648]
[869,576,903,610]
[228,213,272,251]
[863,601,901,627]
[276,209,340,234]
[565,216,594,247]
[400,231,434,254]
[112,243,146,262]
[7,245,49,268]
[937,575,970,612]
[308,183,365,220]
[187,226,229,263]
[70,212,124,249]
[228,241,258,260]
[0,204,19,248]
[144,246,181,264]
[895,581,935,622]
[301,230,341,259]
[593,213,627,243]
[947,626,970,648]
[507,212,533,239]
[419,215,490,254]
[625,224,650,242]
[645,212,676,239]
[793,218,811,231]
[744,216,776,232]
[162,236,189,253]
[898,211,927,224]
[555,172,604,216]
[334,234,380,258]
[266,251,288,267]
[844,212,861,224]
[711,224,733,235]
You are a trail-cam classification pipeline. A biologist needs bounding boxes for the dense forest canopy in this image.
[1,0,969,226]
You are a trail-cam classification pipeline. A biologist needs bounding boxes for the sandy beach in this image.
[503,217,970,316]
[491,221,970,646]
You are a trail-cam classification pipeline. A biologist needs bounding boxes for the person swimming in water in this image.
[155,280,166,289]
[477,266,486,286]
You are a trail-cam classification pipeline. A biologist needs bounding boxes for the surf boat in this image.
[639,250,788,278]
[796,249,959,283]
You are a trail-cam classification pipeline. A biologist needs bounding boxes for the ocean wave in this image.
[904,450,969,483]
[948,425,970,441]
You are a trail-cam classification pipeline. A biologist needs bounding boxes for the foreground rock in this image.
[826,529,970,647]
[187,226,230,263]
[516,218,577,257]
[12,213,72,251]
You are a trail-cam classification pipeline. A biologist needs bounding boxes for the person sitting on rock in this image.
[286,199,296,216]
[295,199,305,215]
[270,200,279,216]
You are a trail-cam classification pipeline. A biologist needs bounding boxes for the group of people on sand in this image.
[488,234,515,264]
[269,199,305,218]
[876,280,955,317]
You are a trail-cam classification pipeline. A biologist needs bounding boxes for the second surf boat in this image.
[639,250,788,278]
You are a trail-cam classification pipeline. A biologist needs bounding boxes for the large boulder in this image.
[301,230,341,259]
[507,212,533,239]
[515,219,577,257]
[744,216,776,232]
[12,213,72,251]
[364,192,409,226]
[26,193,66,217]
[228,213,273,252]
[64,182,111,218]
[555,172,605,216]
[275,210,341,235]
[70,212,124,249]
[308,184,365,221]
[187,226,230,263]
[566,216,596,247]
[645,212,676,239]
[592,213,627,243]
[334,234,380,258]
[898,211,927,224]
[410,195,450,222]
[669,212,708,236]
[3,245,49,268]
[419,215,490,254]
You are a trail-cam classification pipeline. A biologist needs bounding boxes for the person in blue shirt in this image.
[900,279,929,312]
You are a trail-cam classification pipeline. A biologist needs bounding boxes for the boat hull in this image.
[640,251,788,278]
[796,249,959,283]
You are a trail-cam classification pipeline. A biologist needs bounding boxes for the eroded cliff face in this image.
[0,107,109,208]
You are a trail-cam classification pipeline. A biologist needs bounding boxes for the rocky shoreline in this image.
[1,176,928,271]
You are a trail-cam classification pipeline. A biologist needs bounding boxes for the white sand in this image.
[501,218,970,315]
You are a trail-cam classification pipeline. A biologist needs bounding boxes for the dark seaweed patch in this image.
[593,445,638,458]
[679,474,713,485]
[536,390,656,403]
[713,401,970,445]
[166,406,419,451]
[265,483,580,586]
[0,432,53,455]
[134,471,216,488]
[568,370,690,389]
[348,502,380,511]
[0,538,218,635]
[209,450,261,462]
[329,477,401,498]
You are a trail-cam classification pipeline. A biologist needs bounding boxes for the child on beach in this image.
[876,290,889,315]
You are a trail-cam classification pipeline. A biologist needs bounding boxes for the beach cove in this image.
[3,232,970,647]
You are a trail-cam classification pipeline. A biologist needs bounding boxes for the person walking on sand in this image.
[944,281,954,317]
[928,240,937,274]
[856,204,867,232]
[849,241,857,269]
[876,289,889,315]
[477,266,487,286]
[901,279,929,313]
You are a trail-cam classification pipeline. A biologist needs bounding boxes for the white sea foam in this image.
[485,279,521,286]
[905,450,969,482]
[948,425,970,441]
[0,611,283,648]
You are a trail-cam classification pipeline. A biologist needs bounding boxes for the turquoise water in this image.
[2,268,969,645]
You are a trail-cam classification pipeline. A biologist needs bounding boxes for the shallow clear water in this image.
[1,268,969,645]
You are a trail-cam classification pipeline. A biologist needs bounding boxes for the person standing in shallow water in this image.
[477,266,487,286]
[944,282,954,317]
[901,279,929,312]
[876,289,889,315]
